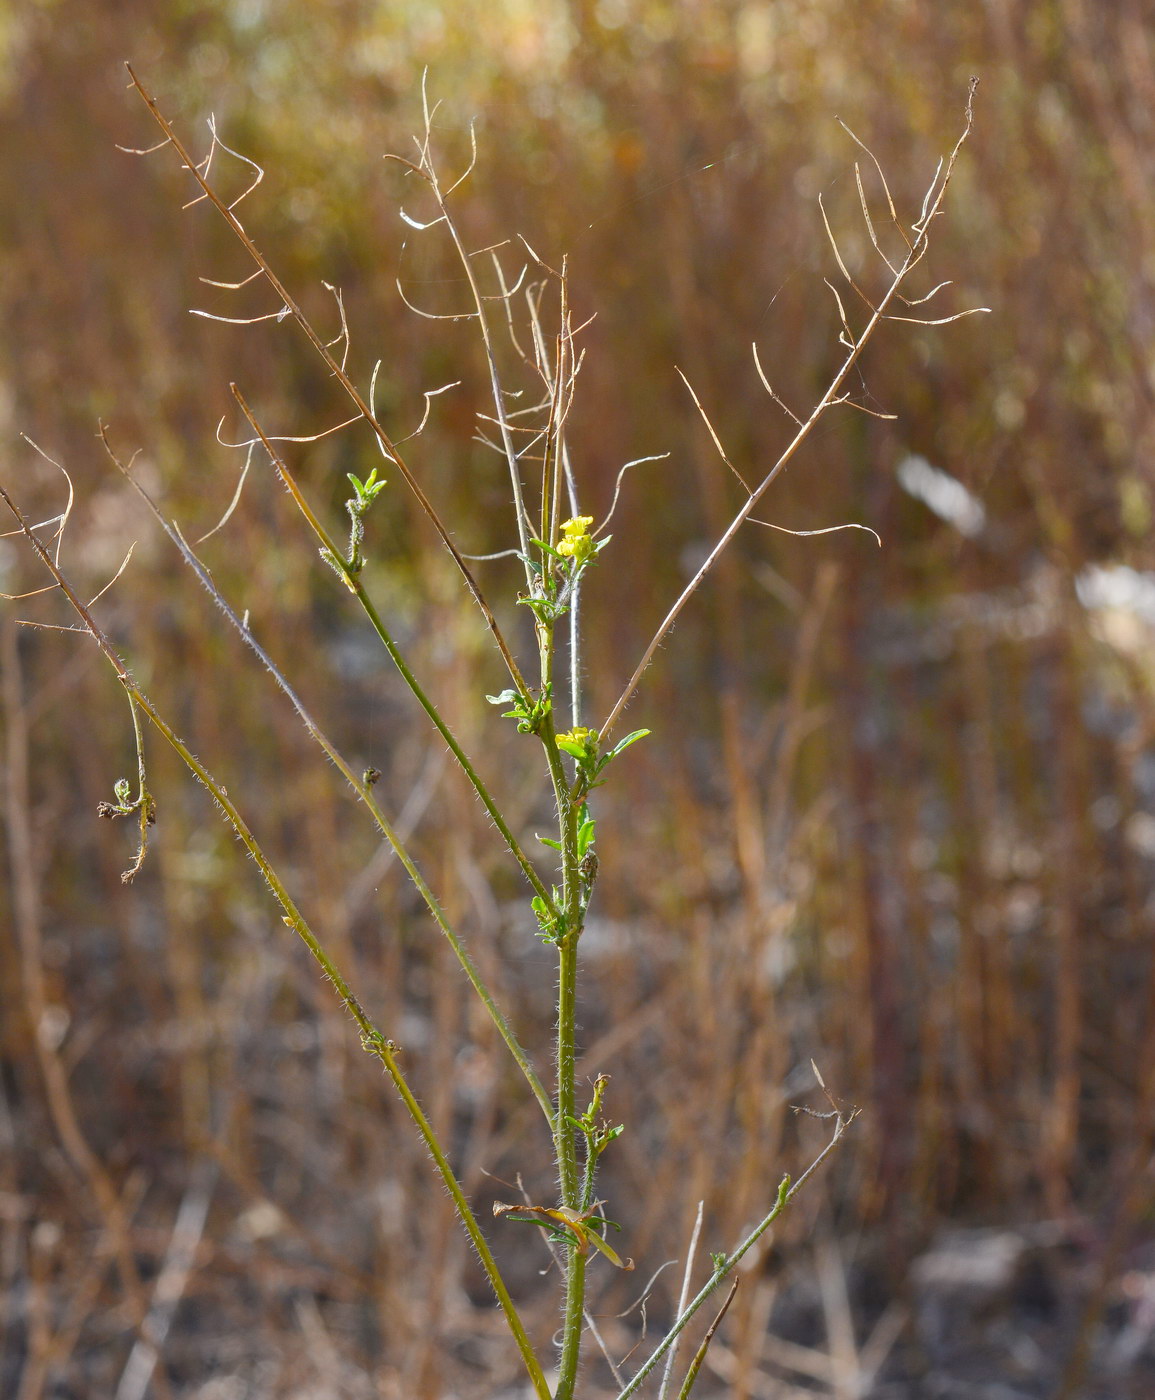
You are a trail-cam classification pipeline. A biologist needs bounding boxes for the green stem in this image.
[614,1114,853,1400]
[554,927,580,1204]
[555,1246,587,1400]
[173,711,550,1400]
[0,483,551,1400]
[353,582,553,905]
[539,608,587,1398]
[103,442,554,1127]
[553,926,585,1400]
[229,389,556,916]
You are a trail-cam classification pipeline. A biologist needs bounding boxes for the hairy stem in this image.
[230,387,557,916]
[614,1115,854,1400]
[100,429,554,1126]
[0,486,551,1400]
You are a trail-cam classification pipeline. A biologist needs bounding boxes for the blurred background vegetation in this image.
[3,1,1155,1395]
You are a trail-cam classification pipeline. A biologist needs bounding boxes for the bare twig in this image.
[676,1277,740,1400]
[124,65,530,696]
[599,80,982,748]
[613,1108,857,1400]
[658,1200,705,1400]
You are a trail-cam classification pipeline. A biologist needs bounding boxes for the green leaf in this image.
[485,688,521,707]
[583,1224,632,1270]
[536,836,563,852]
[555,736,589,761]
[610,728,651,759]
[528,535,564,561]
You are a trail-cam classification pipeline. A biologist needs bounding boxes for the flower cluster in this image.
[555,515,596,566]
[556,725,597,751]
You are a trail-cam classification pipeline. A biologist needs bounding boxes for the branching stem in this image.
[599,80,980,747]
[0,484,552,1400]
[125,66,529,697]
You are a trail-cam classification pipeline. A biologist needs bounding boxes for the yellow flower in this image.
[557,726,598,749]
[556,516,595,560]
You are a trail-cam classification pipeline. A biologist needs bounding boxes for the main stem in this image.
[540,613,587,1400]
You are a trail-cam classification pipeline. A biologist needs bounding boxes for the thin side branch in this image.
[99,423,554,1124]
[125,65,530,697]
[614,1109,856,1400]
[599,80,980,748]
[0,478,552,1400]
[677,369,750,494]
